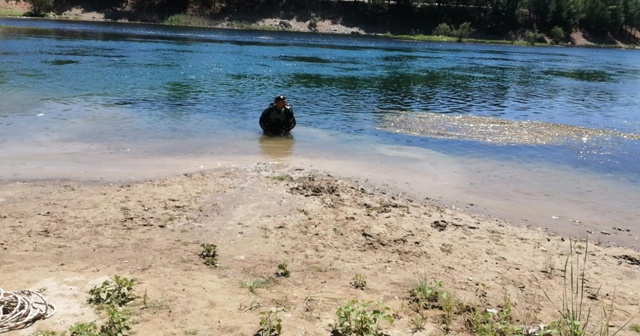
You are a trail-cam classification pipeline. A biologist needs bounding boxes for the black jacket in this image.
[259,103,296,135]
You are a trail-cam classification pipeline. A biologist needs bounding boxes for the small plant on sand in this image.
[333,300,394,336]
[410,277,448,309]
[630,324,640,333]
[465,295,515,336]
[199,243,219,267]
[543,240,634,336]
[99,307,132,336]
[88,275,137,307]
[257,310,282,336]
[68,321,99,336]
[544,240,592,336]
[271,175,293,182]
[240,277,276,294]
[275,261,290,278]
[351,273,367,290]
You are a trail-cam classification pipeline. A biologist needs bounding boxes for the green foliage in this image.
[433,23,453,36]
[455,22,476,41]
[30,332,64,336]
[333,300,393,336]
[99,307,132,336]
[199,243,219,268]
[630,324,640,333]
[550,26,566,43]
[88,276,137,307]
[69,322,99,336]
[275,261,290,278]
[433,22,475,41]
[465,296,515,336]
[410,278,448,309]
[25,0,52,15]
[308,13,320,32]
[164,14,211,27]
[271,175,293,182]
[257,310,282,336]
[525,26,546,45]
[351,274,367,290]
[240,277,276,294]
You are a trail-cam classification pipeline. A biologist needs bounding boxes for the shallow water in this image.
[1,18,639,247]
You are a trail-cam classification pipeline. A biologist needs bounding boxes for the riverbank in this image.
[1,0,638,48]
[1,162,639,335]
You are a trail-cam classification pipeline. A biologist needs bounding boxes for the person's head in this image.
[274,95,286,109]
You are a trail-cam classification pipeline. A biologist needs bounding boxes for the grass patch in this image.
[271,174,293,182]
[333,300,394,336]
[0,9,26,17]
[164,14,211,27]
[240,277,276,294]
[383,33,545,46]
[630,324,640,333]
[351,273,367,290]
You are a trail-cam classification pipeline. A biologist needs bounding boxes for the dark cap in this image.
[274,95,286,102]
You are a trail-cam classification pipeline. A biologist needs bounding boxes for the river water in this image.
[1,18,639,247]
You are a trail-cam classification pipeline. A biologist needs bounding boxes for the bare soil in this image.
[1,163,639,335]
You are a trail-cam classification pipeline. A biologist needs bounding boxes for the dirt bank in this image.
[1,163,639,335]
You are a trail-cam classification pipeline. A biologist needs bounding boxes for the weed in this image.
[410,277,448,310]
[69,321,99,335]
[257,310,282,336]
[545,240,593,336]
[275,261,290,278]
[99,307,132,336]
[351,274,367,290]
[543,254,556,278]
[141,297,170,313]
[333,300,394,336]
[199,243,219,268]
[184,328,199,335]
[410,313,427,332]
[30,332,63,336]
[630,324,640,333]
[271,175,293,182]
[88,276,137,307]
[238,296,261,312]
[240,277,276,294]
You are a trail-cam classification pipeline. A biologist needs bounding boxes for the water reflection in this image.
[259,134,295,160]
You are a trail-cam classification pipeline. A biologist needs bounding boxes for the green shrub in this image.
[351,274,367,290]
[433,23,453,36]
[550,26,566,44]
[525,26,546,45]
[257,310,282,336]
[99,307,132,336]
[199,243,219,268]
[455,22,475,41]
[333,300,393,336]
[88,276,137,307]
[164,14,210,27]
[275,261,290,278]
[308,13,320,32]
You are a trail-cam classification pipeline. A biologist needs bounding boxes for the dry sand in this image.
[1,162,639,335]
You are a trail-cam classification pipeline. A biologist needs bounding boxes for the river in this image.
[1,18,639,247]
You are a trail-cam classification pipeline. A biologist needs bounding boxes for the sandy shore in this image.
[1,162,639,335]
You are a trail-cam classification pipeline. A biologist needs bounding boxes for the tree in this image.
[26,0,53,15]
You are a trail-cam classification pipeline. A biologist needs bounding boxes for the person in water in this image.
[259,95,296,135]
